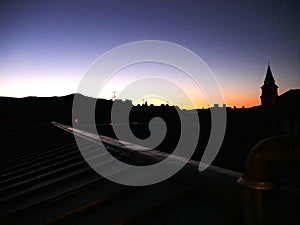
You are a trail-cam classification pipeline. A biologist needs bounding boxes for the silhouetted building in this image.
[260,64,278,108]
[275,89,300,134]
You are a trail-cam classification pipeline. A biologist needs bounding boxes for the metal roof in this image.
[0,123,299,225]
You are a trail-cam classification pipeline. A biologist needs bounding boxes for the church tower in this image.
[260,64,278,108]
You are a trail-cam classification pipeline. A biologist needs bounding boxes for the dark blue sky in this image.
[1,0,299,107]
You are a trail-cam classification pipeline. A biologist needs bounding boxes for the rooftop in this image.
[0,122,299,225]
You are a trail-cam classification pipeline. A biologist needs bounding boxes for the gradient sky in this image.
[1,0,299,108]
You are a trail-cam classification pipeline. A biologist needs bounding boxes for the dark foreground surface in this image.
[0,123,299,225]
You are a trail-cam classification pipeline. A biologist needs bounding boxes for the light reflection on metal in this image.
[238,136,300,225]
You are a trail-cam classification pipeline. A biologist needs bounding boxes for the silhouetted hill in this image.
[0,93,99,134]
[1,92,299,172]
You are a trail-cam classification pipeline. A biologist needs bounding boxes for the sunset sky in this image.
[1,0,299,108]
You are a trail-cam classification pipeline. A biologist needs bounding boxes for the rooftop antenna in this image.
[112,91,117,101]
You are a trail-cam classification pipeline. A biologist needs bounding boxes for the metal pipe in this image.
[238,135,300,225]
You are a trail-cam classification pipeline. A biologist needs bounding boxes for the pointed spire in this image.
[265,65,274,82]
[264,64,276,86]
[260,63,279,108]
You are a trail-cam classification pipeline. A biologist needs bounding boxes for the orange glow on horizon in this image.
[223,98,260,109]
[132,96,260,110]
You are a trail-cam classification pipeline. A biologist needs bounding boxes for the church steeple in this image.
[264,64,276,85]
[260,64,278,108]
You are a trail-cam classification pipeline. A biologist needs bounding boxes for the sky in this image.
[1,0,299,108]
